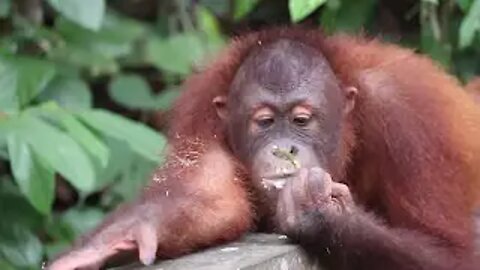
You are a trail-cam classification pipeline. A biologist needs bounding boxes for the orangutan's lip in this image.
[260,171,299,189]
[261,178,287,189]
[261,171,299,180]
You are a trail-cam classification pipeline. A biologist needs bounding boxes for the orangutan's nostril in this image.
[290,145,299,156]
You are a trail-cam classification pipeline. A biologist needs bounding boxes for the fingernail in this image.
[140,253,156,266]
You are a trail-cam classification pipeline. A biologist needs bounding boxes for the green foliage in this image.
[46,207,105,243]
[0,0,479,268]
[0,56,56,113]
[7,136,55,214]
[5,113,96,192]
[234,0,260,21]
[289,0,327,22]
[196,6,225,47]
[109,74,155,109]
[109,74,180,110]
[39,78,92,109]
[320,0,376,33]
[460,0,480,48]
[78,110,166,163]
[285,0,480,76]
[0,184,44,269]
[147,32,211,75]
[0,224,43,269]
[47,0,106,31]
[0,0,11,18]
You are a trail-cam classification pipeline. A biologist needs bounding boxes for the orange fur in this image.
[151,145,252,257]
[170,27,480,256]
[47,27,480,270]
[466,77,480,103]
[322,35,480,249]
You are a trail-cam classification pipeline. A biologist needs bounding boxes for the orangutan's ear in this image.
[213,96,228,121]
[344,86,357,114]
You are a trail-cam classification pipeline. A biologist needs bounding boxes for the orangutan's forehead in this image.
[230,39,337,97]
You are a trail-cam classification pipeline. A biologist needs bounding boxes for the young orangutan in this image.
[47,28,480,270]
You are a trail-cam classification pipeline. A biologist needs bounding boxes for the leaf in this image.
[50,14,145,75]
[197,6,225,50]
[146,33,206,75]
[100,12,146,42]
[109,75,179,110]
[0,259,15,270]
[0,0,11,18]
[155,88,181,110]
[47,0,105,31]
[289,0,327,22]
[78,110,166,162]
[9,115,96,192]
[0,56,56,113]
[0,224,43,268]
[109,154,156,201]
[457,0,473,12]
[420,2,452,66]
[198,0,230,16]
[0,59,18,113]
[320,0,377,33]
[44,219,75,244]
[59,113,110,167]
[45,242,70,259]
[233,0,260,20]
[459,0,480,49]
[38,77,92,110]
[109,74,155,109]
[56,13,145,45]
[95,137,135,189]
[46,207,105,245]
[61,208,105,237]
[24,103,110,168]
[48,43,119,76]
[454,52,479,81]
[0,185,43,231]
[7,136,55,215]
[55,13,146,59]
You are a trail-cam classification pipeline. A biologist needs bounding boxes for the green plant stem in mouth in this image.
[272,147,301,169]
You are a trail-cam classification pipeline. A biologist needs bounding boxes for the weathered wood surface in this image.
[112,213,480,270]
[111,234,322,270]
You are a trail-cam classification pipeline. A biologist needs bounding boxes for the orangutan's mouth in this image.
[261,178,287,189]
[262,170,299,179]
[260,170,299,189]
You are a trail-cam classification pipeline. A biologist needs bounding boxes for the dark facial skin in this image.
[214,39,356,223]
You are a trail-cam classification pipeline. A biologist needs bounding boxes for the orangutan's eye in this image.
[252,107,275,130]
[256,116,274,129]
[293,114,311,127]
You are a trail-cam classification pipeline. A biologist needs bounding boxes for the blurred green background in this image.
[0,0,479,268]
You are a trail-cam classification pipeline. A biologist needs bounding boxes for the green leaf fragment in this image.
[78,110,166,162]
[109,74,180,110]
[7,136,55,215]
[8,115,96,192]
[272,147,301,169]
[146,33,207,75]
[0,224,43,268]
[109,74,154,109]
[289,0,327,22]
[47,0,106,31]
[233,0,260,20]
[38,77,92,110]
[0,0,11,18]
[459,0,480,48]
[0,56,56,113]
